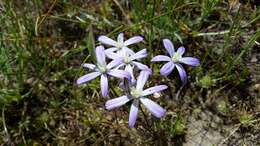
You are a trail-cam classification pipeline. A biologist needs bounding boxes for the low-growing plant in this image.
[77,33,200,129]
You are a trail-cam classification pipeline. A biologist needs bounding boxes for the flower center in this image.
[97,64,107,73]
[130,87,143,99]
[116,42,124,49]
[123,55,131,64]
[172,52,182,62]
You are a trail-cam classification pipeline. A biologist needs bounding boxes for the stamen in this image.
[124,55,131,64]
[130,87,143,99]
[97,64,107,73]
[116,42,124,49]
[172,52,181,62]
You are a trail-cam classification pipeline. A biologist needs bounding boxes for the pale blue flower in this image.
[98,33,143,59]
[106,48,152,83]
[77,45,130,97]
[105,71,167,128]
[151,39,200,84]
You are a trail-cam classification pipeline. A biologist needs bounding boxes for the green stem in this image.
[2,106,11,145]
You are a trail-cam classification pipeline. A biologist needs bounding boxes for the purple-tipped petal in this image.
[140,98,166,118]
[101,74,108,97]
[151,55,171,62]
[77,72,101,85]
[132,61,152,74]
[179,57,200,66]
[107,58,123,69]
[130,49,147,60]
[107,69,130,80]
[105,95,131,110]
[160,62,175,76]
[129,100,139,128]
[177,46,185,56]
[142,85,168,96]
[96,46,106,65]
[82,63,96,70]
[124,36,143,46]
[98,35,117,46]
[176,64,187,85]
[117,33,124,44]
[163,39,175,57]
[136,71,150,90]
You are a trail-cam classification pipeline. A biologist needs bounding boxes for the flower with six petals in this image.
[98,33,143,58]
[105,71,167,128]
[106,48,152,83]
[151,39,200,84]
[77,46,131,97]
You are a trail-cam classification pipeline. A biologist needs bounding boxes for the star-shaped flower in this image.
[105,71,167,128]
[151,39,200,84]
[98,33,143,58]
[107,48,152,83]
[77,45,130,97]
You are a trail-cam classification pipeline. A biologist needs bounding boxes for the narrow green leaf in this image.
[86,25,96,62]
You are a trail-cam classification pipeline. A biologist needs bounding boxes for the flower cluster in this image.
[77,33,199,128]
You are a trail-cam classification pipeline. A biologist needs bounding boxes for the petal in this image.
[122,47,135,55]
[132,61,152,74]
[107,69,130,80]
[124,36,143,46]
[140,98,166,118]
[129,100,139,128]
[82,63,96,70]
[107,58,123,69]
[105,95,131,110]
[177,46,185,56]
[119,81,125,89]
[101,74,108,97]
[105,47,119,59]
[114,63,124,70]
[179,57,200,66]
[160,62,175,76]
[163,39,175,57]
[116,49,125,57]
[130,49,147,60]
[176,64,187,85]
[105,47,118,53]
[98,35,117,46]
[136,71,150,90]
[125,64,136,83]
[151,55,171,62]
[96,46,106,66]
[142,85,168,96]
[106,51,120,60]
[119,49,131,58]
[77,72,101,85]
[117,33,124,44]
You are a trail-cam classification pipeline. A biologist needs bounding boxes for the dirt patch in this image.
[183,109,260,146]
